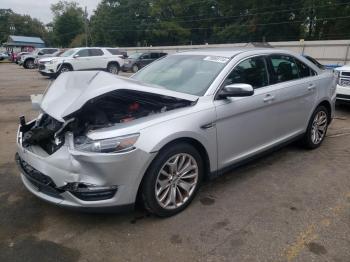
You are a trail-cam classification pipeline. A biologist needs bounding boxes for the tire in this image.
[107,63,120,74]
[24,59,35,69]
[132,64,139,73]
[302,105,329,149]
[58,64,72,76]
[141,143,203,217]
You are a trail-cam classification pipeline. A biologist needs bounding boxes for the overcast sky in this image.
[1,0,101,24]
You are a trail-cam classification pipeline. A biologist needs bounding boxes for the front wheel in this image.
[24,59,35,69]
[302,105,329,149]
[141,143,203,217]
[132,64,139,73]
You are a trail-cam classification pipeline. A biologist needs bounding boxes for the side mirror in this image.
[218,83,254,99]
[38,51,44,55]
[73,54,79,58]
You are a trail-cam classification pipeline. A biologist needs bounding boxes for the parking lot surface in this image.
[0,63,350,262]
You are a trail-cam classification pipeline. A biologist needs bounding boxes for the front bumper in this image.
[336,84,350,102]
[121,63,134,72]
[39,63,57,76]
[16,124,156,212]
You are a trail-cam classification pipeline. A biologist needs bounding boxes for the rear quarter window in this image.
[107,49,122,55]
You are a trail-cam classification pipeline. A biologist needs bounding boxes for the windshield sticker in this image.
[204,56,229,63]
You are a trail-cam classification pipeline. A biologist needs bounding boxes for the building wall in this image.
[121,40,350,66]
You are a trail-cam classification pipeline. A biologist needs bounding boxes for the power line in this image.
[101,15,350,32]
[96,1,350,30]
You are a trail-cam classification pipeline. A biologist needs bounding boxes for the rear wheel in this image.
[302,105,329,149]
[107,63,120,74]
[141,143,203,217]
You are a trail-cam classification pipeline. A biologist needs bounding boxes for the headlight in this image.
[74,133,139,153]
[49,59,57,64]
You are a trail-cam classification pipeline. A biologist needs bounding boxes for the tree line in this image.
[1,0,350,48]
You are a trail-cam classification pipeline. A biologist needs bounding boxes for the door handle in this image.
[307,84,316,91]
[263,94,275,102]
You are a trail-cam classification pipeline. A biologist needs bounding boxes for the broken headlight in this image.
[74,133,139,153]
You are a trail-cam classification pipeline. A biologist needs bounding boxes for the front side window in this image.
[150,53,159,59]
[76,49,90,57]
[223,56,269,89]
[269,55,299,83]
[140,53,150,59]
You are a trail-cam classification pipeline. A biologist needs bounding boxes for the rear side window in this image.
[295,58,317,77]
[269,55,299,83]
[89,49,104,56]
[107,49,122,55]
[224,56,269,89]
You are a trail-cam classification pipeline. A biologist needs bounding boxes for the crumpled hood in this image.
[40,71,198,122]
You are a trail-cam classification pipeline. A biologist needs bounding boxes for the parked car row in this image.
[11,46,168,78]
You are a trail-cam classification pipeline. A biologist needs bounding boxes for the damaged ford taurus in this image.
[16,48,336,216]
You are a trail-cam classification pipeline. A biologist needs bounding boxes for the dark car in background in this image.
[122,52,167,72]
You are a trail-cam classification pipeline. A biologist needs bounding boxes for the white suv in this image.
[38,47,125,77]
[335,65,350,102]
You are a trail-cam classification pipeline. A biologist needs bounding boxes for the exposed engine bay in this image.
[21,89,194,154]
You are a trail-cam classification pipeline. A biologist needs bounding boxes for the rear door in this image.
[88,48,105,69]
[266,54,318,138]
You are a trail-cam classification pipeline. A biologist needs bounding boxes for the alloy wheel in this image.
[155,153,199,210]
[311,110,328,144]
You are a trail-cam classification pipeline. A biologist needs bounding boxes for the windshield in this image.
[60,49,76,57]
[132,55,229,96]
[128,52,142,59]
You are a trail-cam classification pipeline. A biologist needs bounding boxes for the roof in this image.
[175,47,276,58]
[9,35,44,44]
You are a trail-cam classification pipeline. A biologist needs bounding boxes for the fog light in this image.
[61,182,118,201]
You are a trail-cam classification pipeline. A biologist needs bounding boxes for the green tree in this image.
[51,1,85,47]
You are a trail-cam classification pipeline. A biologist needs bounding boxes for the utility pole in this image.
[84,6,88,47]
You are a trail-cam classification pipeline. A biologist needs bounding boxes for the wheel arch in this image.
[57,62,73,71]
[316,99,332,122]
[135,136,211,204]
[107,61,120,68]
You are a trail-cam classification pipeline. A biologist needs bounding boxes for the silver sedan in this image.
[16,48,337,216]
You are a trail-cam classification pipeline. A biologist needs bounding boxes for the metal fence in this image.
[122,39,350,66]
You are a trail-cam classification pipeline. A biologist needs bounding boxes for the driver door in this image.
[214,55,280,169]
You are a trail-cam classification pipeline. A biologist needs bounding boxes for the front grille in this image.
[15,154,63,199]
[340,78,350,87]
[337,94,350,100]
[340,71,350,77]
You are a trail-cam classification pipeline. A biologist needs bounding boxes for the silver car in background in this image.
[16,48,337,216]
